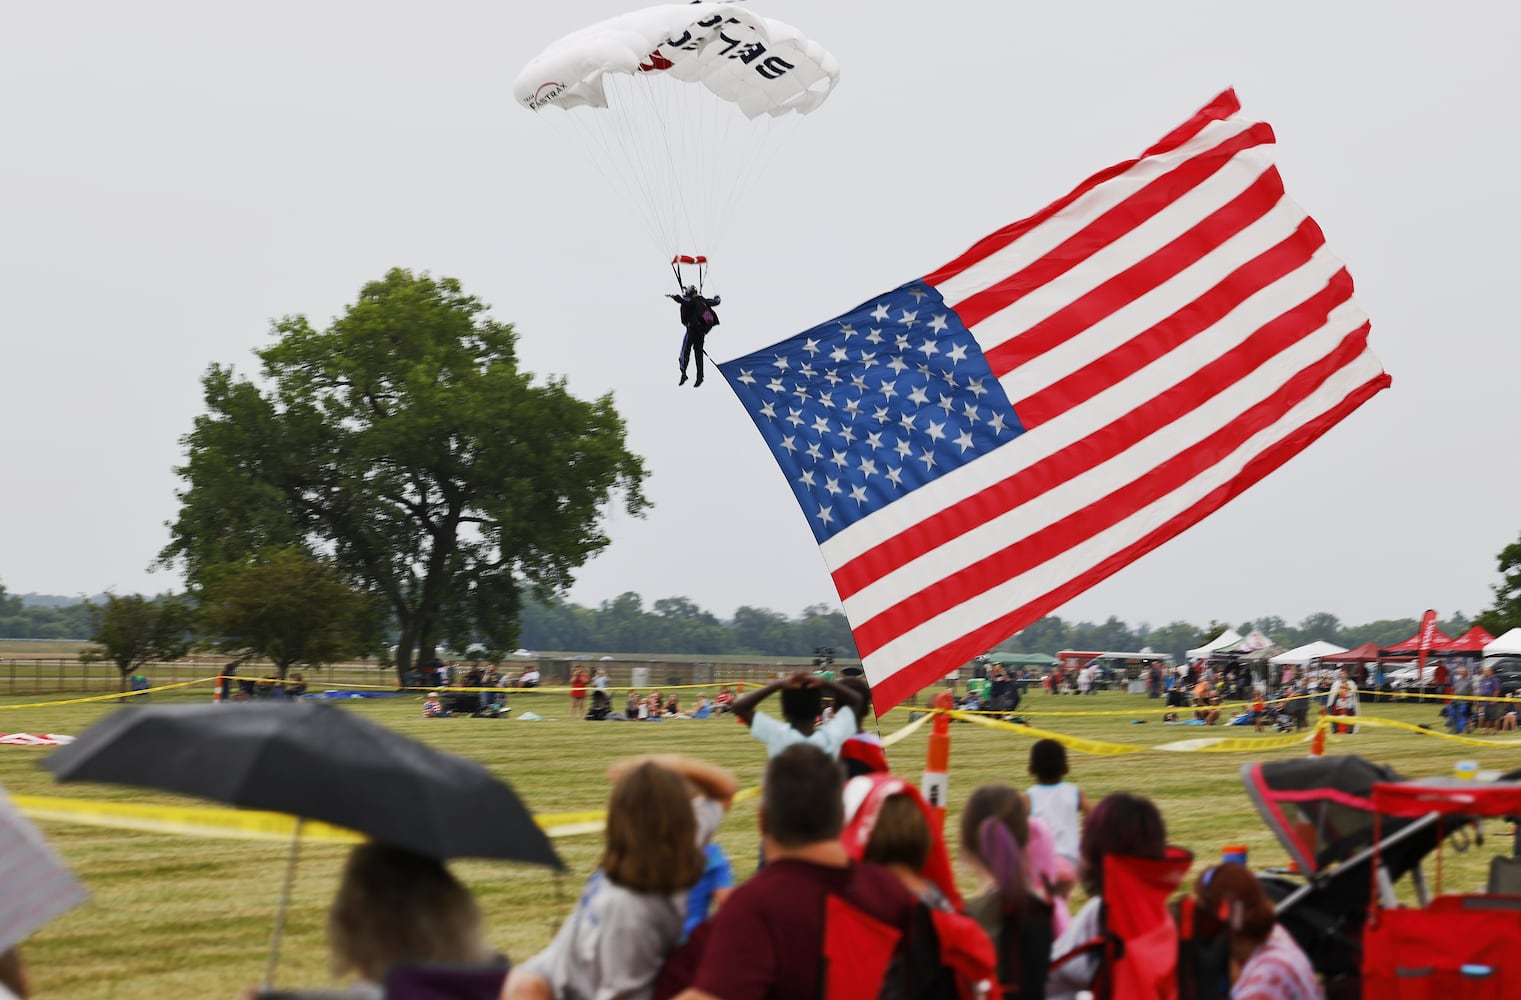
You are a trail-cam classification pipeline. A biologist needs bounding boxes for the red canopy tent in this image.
[1382,627,1454,654]
[1443,625,1496,654]
[1319,641,1386,664]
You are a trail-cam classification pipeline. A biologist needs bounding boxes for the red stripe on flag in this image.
[1014,216,1327,425]
[866,362,1389,713]
[922,91,1245,289]
[831,268,1357,602]
[949,123,1276,330]
[981,167,1291,377]
[847,318,1372,658]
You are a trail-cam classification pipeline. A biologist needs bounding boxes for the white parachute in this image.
[514,3,840,285]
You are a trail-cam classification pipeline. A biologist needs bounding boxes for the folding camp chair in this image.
[1361,777,1521,998]
[1049,847,1194,1000]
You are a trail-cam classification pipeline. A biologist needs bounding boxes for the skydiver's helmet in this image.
[686,285,699,297]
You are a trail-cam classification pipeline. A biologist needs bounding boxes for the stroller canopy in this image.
[1241,756,1472,885]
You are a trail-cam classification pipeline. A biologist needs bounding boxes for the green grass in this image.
[0,685,1513,998]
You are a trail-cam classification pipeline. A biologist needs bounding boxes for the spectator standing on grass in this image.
[569,667,589,721]
[658,744,919,1000]
[1025,740,1090,871]
[732,670,865,759]
[504,755,737,1000]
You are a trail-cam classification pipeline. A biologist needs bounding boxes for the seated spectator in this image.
[285,672,308,698]
[712,687,735,714]
[689,696,712,720]
[1191,863,1321,1000]
[658,745,918,1000]
[505,756,737,1000]
[518,665,541,688]
[423,691,451,719]
[626,690,641,719]
[959,784,1060,999]
[664,695,683,719]
[841,774,997,998]
[1047,792,1168,1000]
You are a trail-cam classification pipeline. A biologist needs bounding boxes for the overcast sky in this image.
[3,1,1517,631]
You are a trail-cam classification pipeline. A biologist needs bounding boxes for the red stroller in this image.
[1360,777,1521,998]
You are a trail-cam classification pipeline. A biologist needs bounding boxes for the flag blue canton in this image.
[720,282,1026,543]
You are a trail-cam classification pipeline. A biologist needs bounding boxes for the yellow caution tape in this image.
[1343,714,1521,748]
[950,710,1145,756]
[0,677,219,711]
[13,795,366,844]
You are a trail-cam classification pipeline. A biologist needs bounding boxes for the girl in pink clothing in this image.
[1193,863,1323,1000]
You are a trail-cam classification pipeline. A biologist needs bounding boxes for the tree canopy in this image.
[199,547,373,678]
[83,594,193,690]
[160,269,649,681]
[1478,531,1521,635]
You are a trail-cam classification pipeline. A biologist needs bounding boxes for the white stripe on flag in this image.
[836,292,1370,626]
[860,349,1386,672]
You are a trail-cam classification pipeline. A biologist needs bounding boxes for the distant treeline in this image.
[1,580,1470,665]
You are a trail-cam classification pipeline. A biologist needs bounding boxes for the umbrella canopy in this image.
[0,787,87,953]
[41,702,561,869]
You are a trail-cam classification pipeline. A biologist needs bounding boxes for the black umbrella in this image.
[41,701,562,988]
[41,701,561,867]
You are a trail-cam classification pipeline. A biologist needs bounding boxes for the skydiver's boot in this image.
[679,371,689,385]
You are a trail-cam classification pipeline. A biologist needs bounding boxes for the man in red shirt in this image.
[663,744,917,999]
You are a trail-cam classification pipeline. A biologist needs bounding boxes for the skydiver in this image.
[668,285,720,387]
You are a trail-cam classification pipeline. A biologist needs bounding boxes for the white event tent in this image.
[1186,629,1244,661]
[1484,628,1521,657]
[1270,640,1349,666]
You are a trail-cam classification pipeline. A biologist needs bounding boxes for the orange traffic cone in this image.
[921,691,955,827]
[1308,719,1327,756]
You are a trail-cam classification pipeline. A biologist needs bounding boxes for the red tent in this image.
[1443,625,1496,653]
[1382,627,1453,654]
[1319,641,1384,664]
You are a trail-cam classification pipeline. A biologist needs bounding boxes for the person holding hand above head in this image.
[732,670,866,759]
[503,754,738,1000]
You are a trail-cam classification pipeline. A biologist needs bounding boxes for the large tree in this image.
[161,269,649,682]
[1478,532,1521,636]
[199,547,373,679]
[83,594,194,692]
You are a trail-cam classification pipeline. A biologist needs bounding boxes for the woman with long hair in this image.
[959,784,1061,999]
[504,755,736,1000]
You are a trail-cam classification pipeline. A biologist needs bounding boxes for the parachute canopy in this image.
[513,4,840,266]
[513,3,839,120]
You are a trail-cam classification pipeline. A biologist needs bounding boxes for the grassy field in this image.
[1,683,1515,998]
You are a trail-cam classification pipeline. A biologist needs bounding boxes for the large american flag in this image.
[719,91,1389,712]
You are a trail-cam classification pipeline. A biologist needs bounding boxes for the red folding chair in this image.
[1050,847,1194,1000]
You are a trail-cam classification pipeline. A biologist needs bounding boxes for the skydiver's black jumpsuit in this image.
[670,291,721,386]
